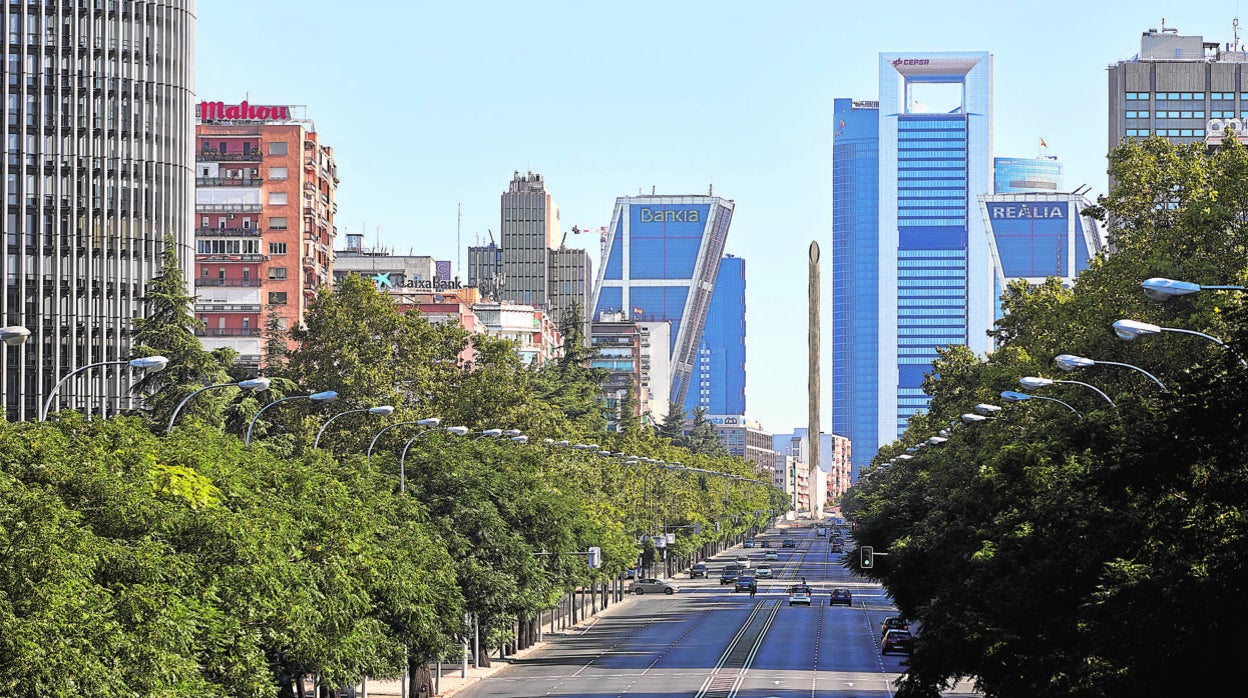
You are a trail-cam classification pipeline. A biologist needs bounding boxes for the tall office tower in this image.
[994,156,1062,193]
[590,195,734,405]
[467,172,591,326]
[684,254,745,416]
[194,101,338,367]
[832,52,993,466]
[832,99,880,475]
[1109,26,1247,153]
[0,2,196,421]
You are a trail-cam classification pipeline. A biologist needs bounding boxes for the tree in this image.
[685,406,727,457]
[657,400,687,445]
[131,235,237,430]
[616,384,640,434]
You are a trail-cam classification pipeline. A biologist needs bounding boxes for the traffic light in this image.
[587,546,602,569]
[861,546,874,569]
[693,523,702,535]
[715,521,721,533]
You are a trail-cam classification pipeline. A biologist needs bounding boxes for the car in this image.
[735,556,752,569]
[830,543,844,553]
[743,539,756,548]
[882,629,913,655]
[719,566,741,584]
[787,584,812,606]
[759,540,771,548]
[734,575,757,593]
[690,563,708,579]
[880,616,910,637]
[755,564,773,579]
[782,539,796,548]
[816,527,827,537]
[630,578,679,595]
[829,587,852,606]
[763,550,779,561]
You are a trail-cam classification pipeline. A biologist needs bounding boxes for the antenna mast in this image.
[457,202,462,280]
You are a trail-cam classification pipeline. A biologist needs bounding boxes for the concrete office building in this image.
[1,2,196,420]
[1109,25,1248,151]
[590,313,672,429]
[706,415,773,472]
[832,52,993,469]
[685,254,746,416]
[590,194,734,405]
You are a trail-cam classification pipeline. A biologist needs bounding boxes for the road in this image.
[456,521,980,697]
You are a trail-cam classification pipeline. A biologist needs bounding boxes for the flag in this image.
[1039,137,1048,149]
[633,306,643,317]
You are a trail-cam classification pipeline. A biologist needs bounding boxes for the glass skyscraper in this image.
[590,195,734,406]
[684,254,745,417]
[833,52,993,469]
[994,156,1063,193]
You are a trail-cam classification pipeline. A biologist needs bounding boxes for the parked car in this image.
[882,629,913,655]
[782,539,796,548]
[787,584,812,606]
[734,575,757,593]
[743,539,756,548]
[880,616,910,637]
[829,587,852,606]
[690,563,708,579]
[735,555,752,569]
[755,564,773,579]
[719,566,742,585]
[763,550,779,561]
[630,578,679,595]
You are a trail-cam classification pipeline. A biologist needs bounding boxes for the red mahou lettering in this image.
[199,100,291,122]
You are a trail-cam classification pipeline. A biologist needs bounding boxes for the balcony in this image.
[196,176,263,188]
[196,303,262,313]
[196,328,261,337]
[197,253,265,263]
[195,227,262,237]
[195,203,262,214]
[198,150,262,162]
[194,279,261,288]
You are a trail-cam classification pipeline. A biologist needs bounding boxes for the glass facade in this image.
[591,196,734,406]
[994,156,1063,193]
[684,255,745,417]
[832,98,879,476]
[1,1,197,420]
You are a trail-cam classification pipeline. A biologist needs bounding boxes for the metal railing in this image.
[196,328,261,337]
[195,227,262,237]
[196,176,263,188]
[197,151,263,162]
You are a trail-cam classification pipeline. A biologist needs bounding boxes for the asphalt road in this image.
[456,521,980,697]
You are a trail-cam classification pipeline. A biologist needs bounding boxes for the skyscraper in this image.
[832,52,993,467]
[1,2,197,420]
[994,156,1063,193]
[467,171,592,326]
[684,254,745,416]
[590,195,734,405]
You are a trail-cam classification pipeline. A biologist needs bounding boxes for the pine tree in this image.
[657,400,688,445]
[616,384,640,434]
[261,305,289,375]
[686,406,727,456]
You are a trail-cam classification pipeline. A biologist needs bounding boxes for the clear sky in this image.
[198,1,1237,434]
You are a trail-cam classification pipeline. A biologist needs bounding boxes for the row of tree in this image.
[843,136,1248,696]
[0,267,783,697]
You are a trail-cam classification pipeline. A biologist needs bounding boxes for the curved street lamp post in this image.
[1000,390,1082,417]
[1020,376,1116,408]
[245,390,339,446]
[42,355,170,421]
[313,405,396,450]
[167,377,272,433]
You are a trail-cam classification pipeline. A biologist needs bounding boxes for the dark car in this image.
[719,566,742,585]
[782,539,796,548]
[882,629,913,655]
[690,563,708,579]
[734,575,757,593]
[759,540,771,548]
[829,587,852,606]
[830,542,844,553]
[880,616,910,637]
[743,539,756,548]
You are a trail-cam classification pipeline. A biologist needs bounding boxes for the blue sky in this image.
[199,1,1236,434]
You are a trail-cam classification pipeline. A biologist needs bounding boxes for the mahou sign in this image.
[198,100,291,122]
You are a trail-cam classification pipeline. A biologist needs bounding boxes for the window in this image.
[268,267,287,280]
[269,216,288,230]
[269,192,287,205]
[268,291,288,305]
[269,242,287,255]
[268,141,287,155]
[268,167,288,180]
[1156,93,1167,100]
[201,216,209,226]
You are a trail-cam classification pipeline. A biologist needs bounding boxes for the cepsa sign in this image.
[198,100,291,122]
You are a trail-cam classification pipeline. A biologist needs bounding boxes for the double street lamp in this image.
[42,355,170,421]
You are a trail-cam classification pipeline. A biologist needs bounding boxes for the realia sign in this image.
[198,101,291,122]
[989,203,1067,220]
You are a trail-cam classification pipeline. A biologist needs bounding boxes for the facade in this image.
[773,428,851,503]
[994,156,1062,193]
[833,52,992,467]
[333,233,438,289]
[977,192,1105,319]
[832,98,880,474]
[194,103,337,366]
[1,2,197,420]
[467,172,592,327]
[684,254,745,416]
[591,195,735,405]
[590,313,671,428]
[472,301,561,366]
[706,414,773,472]
[1108,27,1246,152]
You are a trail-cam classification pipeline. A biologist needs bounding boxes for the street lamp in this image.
[474,428,504,440]
[1054,353,1167,391]
[1000,390,1082,417]
[0,325,30,347]
[1020,376,1116,408]
[1140,277,1246,302]
[167,377,272,433]
[961,413,991,424]
[366,418,442,461]
[1112,319,1245,367]
[313,404,396,449]
[42,355,170,421]
[398,424,469,493]
[245,390,339,445]
[973,403,1002,416]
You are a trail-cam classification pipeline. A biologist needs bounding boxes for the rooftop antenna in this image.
[1235,16,1241,51]
[456,202,462,280]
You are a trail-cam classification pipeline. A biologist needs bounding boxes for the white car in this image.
[629,578,679,595]
[735,555,752,569]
